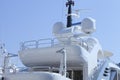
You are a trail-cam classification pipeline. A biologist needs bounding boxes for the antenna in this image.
[66,0,74,28]
[0,43,6,55]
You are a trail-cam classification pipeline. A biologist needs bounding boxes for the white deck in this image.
[1,72,71,80]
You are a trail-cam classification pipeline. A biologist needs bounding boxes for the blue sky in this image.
[0,0,120,63]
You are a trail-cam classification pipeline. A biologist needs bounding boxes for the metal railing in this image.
[20,37,91,51]
[20,38,57,50]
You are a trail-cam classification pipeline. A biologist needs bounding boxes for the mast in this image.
[66,0,74,28]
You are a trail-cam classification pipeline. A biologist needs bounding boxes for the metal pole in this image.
[56,48,67,77]
[66,0,74,27]
[63,48,67,77]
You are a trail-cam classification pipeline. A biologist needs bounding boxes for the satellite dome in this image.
[53,22,65,34]
[81,17,96,34]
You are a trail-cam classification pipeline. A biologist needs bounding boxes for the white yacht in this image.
[0,0,120,80]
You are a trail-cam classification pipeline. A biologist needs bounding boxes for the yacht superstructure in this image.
[0,0,120,80]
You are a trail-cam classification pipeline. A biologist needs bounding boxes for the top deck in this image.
[20,37,95,52]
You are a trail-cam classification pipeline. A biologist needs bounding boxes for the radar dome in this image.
[53,22,65,34]
[81,17,96,34]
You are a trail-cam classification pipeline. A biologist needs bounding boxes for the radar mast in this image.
[66,0,74,28]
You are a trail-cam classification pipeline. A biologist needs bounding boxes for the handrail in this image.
[18,66,61,72]
[20,37,91,51]
[20,38,56,50]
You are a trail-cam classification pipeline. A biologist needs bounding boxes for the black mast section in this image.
[66,0,74,28]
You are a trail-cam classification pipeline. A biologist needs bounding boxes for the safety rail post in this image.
[36,41,39,48]
[51,39,54,47]
[56,48,67,77]
[20,42,24,50]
